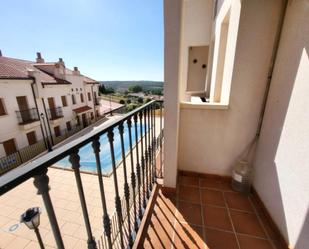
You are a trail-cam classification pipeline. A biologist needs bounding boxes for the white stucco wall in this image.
[179,0,213,101]
[163,0,182,188]
[0,79,43,157]
[177,0,282,175]
[253,1,309,247]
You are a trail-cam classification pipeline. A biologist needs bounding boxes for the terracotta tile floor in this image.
[138,174,283,249]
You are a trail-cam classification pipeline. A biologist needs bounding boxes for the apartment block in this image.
[0,52,100,158]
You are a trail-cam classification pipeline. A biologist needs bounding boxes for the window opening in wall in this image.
[0,98,7,116]
[71,94,76,105]
[54,126,61,137]
[61,96,67,107]
[3,138,17,156]
[26,131,37,145]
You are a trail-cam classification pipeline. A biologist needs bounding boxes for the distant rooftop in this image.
[0,52,98,84]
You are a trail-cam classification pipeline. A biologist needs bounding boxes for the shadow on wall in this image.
[253,2,309,246]
[294,208,309,249]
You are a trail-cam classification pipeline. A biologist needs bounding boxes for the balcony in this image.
[0,100,164,249]
[15,108,40,129]
[0,100,286,249]
[136,173,285,249]
[47,107,64,123]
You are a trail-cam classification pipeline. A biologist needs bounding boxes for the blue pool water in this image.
[56,123,146,175]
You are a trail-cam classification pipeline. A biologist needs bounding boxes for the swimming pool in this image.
[55,122,146,175]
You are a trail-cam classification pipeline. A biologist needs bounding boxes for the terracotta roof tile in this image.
[0,56,98,84]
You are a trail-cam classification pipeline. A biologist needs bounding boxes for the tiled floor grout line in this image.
[222,191,241,249]
[198,178,208,249]
[248,195,277,249]
[170,183,180,249]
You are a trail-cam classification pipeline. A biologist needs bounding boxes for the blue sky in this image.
[0,0,163,81]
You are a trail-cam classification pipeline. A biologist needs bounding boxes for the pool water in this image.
[56,123,146,175]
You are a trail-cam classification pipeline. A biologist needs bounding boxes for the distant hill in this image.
[100,81,163,92]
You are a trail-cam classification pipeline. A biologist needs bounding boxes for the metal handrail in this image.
[0,100,160,194]
[0,100,164,249]
[47,107,64,120]
[15,108,39,124]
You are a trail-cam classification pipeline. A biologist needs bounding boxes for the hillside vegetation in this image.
[100,81,163,92]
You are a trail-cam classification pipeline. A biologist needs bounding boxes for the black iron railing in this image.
[48,107,63,120]
[0,125,82,175]
[0,100,164,249]
[16,108,39,124]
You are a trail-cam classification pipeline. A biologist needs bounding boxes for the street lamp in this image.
[20,207,44,249]
[40,113,52,152]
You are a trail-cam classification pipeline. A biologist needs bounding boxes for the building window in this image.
[66,121,72,131]
[3,138,17,156]
[80,93,84,103]
[54,126,61,137]
[0,98,7,116]
[94,91,97,98]
[71,94,76,105]
[91,112,94,120]
[80,88,82,91]
[61,96,67,107]
[26,131,37,145]
[76,116,80,126]
[87,92,92,101]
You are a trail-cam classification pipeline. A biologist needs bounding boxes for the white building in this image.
[0,52,100,159]
[164,0,309,247]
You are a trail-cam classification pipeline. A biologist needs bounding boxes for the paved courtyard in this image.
[0,116,163,249]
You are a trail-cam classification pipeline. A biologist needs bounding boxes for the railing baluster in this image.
[150,105,153,182]
[159,102,163,178]
[152,103,157,182]
[147,105,153,189]
[92,137,112,249]
[133,114,143,220]
[33,169,64,249]
[69,151,97,249]
[118,122,134,247]
[107,129,124,249]
[139,112,146,208]
[127,118,138,232]
[144,108,150,198]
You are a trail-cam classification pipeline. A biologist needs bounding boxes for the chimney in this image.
[73,66,80,75]
[36,52,44,63]
[54,57,66,79]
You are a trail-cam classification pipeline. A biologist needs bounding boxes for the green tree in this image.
[128,84,143,93]
[126,103,138,112]
[127,99,131,104]
[119,99,125,104]
[99,84,115,94]
[98,84,106,94]
[137,97,144,104]
[151,88,163,96]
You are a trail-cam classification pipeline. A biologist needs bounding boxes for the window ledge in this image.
[180,101,229,110]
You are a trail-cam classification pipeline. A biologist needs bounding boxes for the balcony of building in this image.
[15,108,40,130]
[47,107,64,124]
